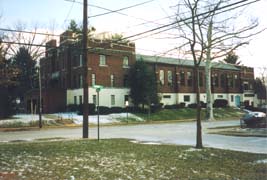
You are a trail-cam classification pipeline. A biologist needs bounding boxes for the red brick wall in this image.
[148,63,246,94]
[24,88,66,113]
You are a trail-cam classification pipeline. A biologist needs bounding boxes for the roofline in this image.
[136,54,249,71]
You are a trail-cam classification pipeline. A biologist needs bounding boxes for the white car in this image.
[240,112,267,128]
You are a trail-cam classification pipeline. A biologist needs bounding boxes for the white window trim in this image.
[167,70,173,85]
[92,74,96,86]
[159,70,164,85]
[123,56,129,68]
[99,54,107,66]
[110,74,114,87]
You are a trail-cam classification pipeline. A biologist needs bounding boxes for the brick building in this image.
[138,54,255,107]
[25,31,257,113]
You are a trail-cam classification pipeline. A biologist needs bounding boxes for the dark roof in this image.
[136,54,240,71]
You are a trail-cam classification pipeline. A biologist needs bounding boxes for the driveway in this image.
[0,120,266,154]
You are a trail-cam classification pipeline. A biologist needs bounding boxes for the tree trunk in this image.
[205,21,214,121]
[194,66,203,149]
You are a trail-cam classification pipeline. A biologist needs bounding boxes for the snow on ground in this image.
[61,112,143,125]
[185,148,203,152]
[0,113,143,125]
[0,114,53,124]
[130,140,162,145]
[255,159,267,164]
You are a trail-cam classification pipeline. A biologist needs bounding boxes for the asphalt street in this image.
[0,120,266,154]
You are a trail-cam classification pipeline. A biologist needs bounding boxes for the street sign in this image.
[92,85,104,141]
[93,85,104,92]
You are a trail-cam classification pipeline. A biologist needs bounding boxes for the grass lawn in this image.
[135,107,244,121]
[0,139,266,180]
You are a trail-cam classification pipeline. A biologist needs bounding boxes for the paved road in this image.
[0,120,266,154]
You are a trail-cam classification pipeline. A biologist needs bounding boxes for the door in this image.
[235,95,241,107]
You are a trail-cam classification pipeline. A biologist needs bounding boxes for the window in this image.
[234,75,239,88]
[74,96,77,105]
[228,74,234,88]
[79,54,83,66]
[124,95,129,102]
[243,82,249,90]
[217,95,223,98]
[167,71,173,86]
[79,74,83,88]
[92,74,96,86]
[123,75,129,87]
[123,56,129,68]
[199,72,203,87]
[79,95,83,104]
[110,74,114,87]
[163,95,171,99]
[180,71,185,86]
[184,95,190,102]
[111,95,115,106]
[214,74,219,87]
[159,70,164,85]
[93,95,97,105]
[231,95,234,102]
[99,55,106,66]
[187,71,192,86]
[220,74,225,87]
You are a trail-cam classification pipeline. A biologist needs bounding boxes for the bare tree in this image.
[202,0,262,121]
[258,67,267,85]
[3,21,51,60]
[175,0,263,148]
[176,0,263,122]
[176,0,206,148]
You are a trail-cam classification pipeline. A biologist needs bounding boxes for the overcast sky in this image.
[1,0,266,77]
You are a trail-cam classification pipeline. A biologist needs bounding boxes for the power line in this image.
[62,0,75,28]
[0,28,61,37]
[118,0,259,42]
[1,40,48,48]
[89,0,155,18]
[1,0,259,56]
[2,0,254,43]
[65,0,166,26]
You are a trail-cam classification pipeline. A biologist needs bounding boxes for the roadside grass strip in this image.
[0,139,266,179]
[0,108,244,129]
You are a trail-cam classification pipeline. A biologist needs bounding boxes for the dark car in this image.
[240,112,267,128]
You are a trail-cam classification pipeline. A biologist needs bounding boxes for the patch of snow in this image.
[185,148,202,152]
[0,112,144,126]
[59,112,143,125]
[255,159,267,164]
[139,142,162,145]
[129,140,161,145]
[0,114,53,124]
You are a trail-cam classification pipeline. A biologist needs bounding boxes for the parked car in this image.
[240,112,267,128]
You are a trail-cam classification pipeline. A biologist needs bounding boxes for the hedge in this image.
[213,99,228,108]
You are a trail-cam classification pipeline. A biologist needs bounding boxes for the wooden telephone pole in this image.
[82,0,89,138]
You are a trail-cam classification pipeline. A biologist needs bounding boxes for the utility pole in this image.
[38,66,42,128]
[82,0,89,138]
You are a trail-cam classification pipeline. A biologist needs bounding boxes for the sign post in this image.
[93,85,103,141]
[125,100,129,122]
